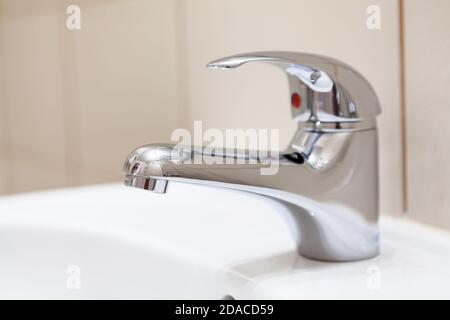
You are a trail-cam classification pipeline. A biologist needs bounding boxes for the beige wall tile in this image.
[8,146,67,194]
[0,131,7,192]
[0,0,68,193]
[177,0,403,214]
[0,152,7,194]
[0,0,180,191]
[405,0,450,228]
[0,27,8,194]
[63,0,180,184]
[0,118,8,194]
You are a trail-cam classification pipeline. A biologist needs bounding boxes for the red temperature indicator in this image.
[291,92,301,109]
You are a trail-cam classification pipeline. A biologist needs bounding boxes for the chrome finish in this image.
[123,51,381,262]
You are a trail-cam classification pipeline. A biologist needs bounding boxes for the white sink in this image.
[1,183,450,299]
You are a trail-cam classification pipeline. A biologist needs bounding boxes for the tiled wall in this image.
[0,0,405,216]
[0,0,180,193]
[405,0,450,229]
[0,0,68,193]
[0,49,7,194]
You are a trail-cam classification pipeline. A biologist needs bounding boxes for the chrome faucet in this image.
[123,52,381,262]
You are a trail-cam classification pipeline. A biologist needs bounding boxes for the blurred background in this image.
[0,0,449,230]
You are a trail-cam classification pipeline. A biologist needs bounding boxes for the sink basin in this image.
[1,183,450,299]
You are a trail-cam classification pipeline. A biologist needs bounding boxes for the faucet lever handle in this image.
[207,51,381,132]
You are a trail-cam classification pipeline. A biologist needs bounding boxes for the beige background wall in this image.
[3,0,446,226]
[0,46,7,194]
[0,0,68,193]
[404,0,450,229]
[0,0,180,193]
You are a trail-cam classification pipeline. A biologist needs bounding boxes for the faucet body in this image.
[124,52,381,262]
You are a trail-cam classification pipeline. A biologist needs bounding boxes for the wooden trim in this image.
[399,0,408,212]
